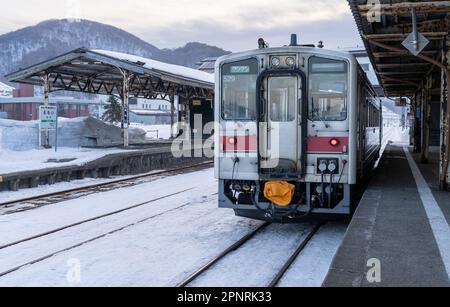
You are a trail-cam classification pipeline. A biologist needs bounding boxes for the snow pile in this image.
[0,82,14,97]
[0,117,148,151]
[130,123,172,140]
[0,147,133,174]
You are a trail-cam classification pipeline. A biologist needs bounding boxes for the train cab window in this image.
[269,77,297,122]
[308,57,348,121]
[221,58,258,120]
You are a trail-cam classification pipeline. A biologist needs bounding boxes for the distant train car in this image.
[214,36,382,222]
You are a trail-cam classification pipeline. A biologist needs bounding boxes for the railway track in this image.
[0,190,218,278]
[177,222,323,288]
[0,161,213,214]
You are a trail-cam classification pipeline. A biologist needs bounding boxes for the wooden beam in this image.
[373,51,438,58]
[366,32,448,41]
[359,1,450,16]
[377,71,428,75]
[376,63,431,68]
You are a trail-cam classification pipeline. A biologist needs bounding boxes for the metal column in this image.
[170,95,175,139]
[121,70,131,148]
[42,72,50,148]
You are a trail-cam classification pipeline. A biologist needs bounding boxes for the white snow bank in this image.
[0,147,132,175]
[0,117,148,151]
[93,49,215,84]
[129,124,172,140]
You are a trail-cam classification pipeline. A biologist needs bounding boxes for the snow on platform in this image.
[0,147,133,175]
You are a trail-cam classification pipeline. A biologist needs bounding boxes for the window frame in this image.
[220,57,259,121]
[307,56,349,122]
[268,76,298,123]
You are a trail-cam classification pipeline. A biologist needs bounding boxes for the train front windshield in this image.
[308,57,348,121]
[221,59,258,120]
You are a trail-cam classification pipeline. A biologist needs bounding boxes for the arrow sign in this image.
[402,32,430,56]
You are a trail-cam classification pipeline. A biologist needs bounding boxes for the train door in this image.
[260,74,303,178]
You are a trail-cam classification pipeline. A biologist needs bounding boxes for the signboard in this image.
[123,109,129,129]
[402,32,429,56]
[192,99,202,106]
[39,106,57,130]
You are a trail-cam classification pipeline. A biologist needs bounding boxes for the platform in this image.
[323,145,450,287]
[0,144,209,192]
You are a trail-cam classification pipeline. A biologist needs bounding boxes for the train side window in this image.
[308,57,348,121]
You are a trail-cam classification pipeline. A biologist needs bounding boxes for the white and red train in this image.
[214,37,382,222]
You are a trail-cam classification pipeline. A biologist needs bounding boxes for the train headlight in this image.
[271,57,281,67]
[286,57,295,66]
[330,138,340,147]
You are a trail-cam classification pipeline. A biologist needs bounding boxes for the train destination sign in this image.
[230,66,251,74]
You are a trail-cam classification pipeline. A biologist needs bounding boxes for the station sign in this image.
[123,109,129,128]
[39,106,57,130]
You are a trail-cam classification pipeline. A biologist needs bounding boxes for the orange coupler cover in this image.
[263,181,295,207]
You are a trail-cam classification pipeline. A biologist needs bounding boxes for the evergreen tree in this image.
[102,95,122,123]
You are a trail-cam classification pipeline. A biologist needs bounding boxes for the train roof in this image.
[215,46,359,66]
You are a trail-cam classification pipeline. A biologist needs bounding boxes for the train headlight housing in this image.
[271,57,281,67]
[286,57,295,66]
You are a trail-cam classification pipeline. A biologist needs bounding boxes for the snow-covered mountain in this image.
[0,19,229,78]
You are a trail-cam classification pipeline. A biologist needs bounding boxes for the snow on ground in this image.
[0,168,266,287]
[0,174,140,204]
[130,124,172,140]
[0,147,132,175]
[188,223,314,287]
[0,167,347,287]
[278,222,348,287]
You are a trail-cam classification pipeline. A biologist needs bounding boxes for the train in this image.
[214,35,382,222]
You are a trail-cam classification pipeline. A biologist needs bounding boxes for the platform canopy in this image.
[5,48,215,100]
[348,0,450,97]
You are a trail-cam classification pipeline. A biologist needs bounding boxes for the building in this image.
[129,97,177,125]
[196,57,218,74]
[0,84,100,121]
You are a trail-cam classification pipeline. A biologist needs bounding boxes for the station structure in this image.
[5,48,215,147]
[348,0,450,190]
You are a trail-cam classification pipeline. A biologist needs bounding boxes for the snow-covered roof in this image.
[94,50,214,84]
[6,48,215,100]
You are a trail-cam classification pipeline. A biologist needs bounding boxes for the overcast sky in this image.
[0,0,362,51]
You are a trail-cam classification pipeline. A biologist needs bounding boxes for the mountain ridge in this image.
[0,19,229,83]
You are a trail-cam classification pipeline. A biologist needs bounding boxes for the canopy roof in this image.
[348,0,450,97]
[6,48,214,100]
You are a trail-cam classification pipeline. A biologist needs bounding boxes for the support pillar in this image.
[121,70,131,148]
[421,79,431,163]
[42,73,50,148]
[441,46,450,190]
[170,95,175,139]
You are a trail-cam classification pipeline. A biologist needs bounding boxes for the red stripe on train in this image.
[221,136,257,152]
[306,136,349,153]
